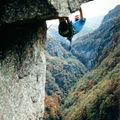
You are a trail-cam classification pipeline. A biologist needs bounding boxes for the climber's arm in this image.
[79,7,84,20]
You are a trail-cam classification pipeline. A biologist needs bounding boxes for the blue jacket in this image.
[72,19,86,35]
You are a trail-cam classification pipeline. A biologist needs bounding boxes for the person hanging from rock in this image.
[58,7,86,50]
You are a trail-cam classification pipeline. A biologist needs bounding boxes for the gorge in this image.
[0,0,92,119]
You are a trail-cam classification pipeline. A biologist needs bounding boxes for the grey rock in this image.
[0,0,92,24]
[0,23,47,120]
[0,0,92,119]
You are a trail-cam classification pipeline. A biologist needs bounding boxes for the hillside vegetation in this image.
[44,5,120,120]
[72,5,120,69]
[44,30,87,120]
[62,16,120,120]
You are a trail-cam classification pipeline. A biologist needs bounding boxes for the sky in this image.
[81,0,120,18]
[47,0,120,26]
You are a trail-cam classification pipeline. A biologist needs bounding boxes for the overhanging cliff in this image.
[0,0,92,24]
[0,0,92,120]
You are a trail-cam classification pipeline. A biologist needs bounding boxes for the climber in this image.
[58,7,86,50]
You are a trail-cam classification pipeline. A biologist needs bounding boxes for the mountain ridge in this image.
[61,5,120,120]
[72,5,120,69]
[44,5,120,120]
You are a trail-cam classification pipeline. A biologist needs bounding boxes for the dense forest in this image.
[44,5,120,120]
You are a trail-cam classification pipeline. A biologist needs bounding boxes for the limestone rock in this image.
[0,22,47,120]
[0,0,92,119]
[0,0,92,24]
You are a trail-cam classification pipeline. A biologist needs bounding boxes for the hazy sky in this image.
[81,0,120,18]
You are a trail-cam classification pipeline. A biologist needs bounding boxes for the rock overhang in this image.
[0,0,93,25]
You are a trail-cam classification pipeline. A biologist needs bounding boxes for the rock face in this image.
[0,0,91,119]
[0,22,47,120]
[0,0,92,24]
[49,0,92,16]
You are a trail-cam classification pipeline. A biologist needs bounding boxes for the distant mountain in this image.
[45,34,69,58]
[44,15,103,119]
[46,55,87,97]
[45,5,120,120]
[62,29,120,119]
[62,16,120,119]
[61,6,120,120]
[44,5,120,120]
[44,33,87,120]
[102,5,120,23]
[45,33,87,97]
[72,5,120,69]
